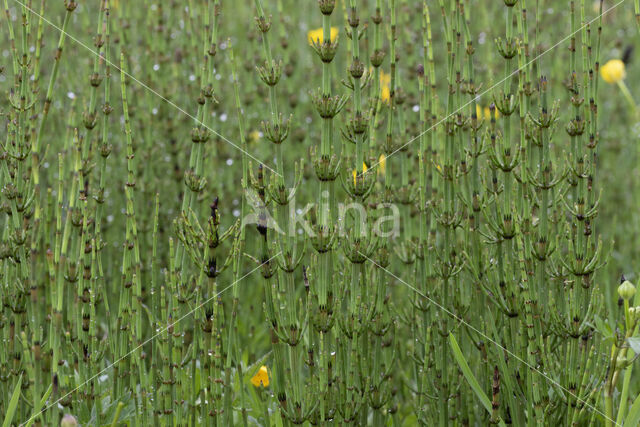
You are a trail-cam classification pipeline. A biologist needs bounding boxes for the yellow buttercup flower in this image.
[381,86,391,104]
[475,104,499,120]
[380,71,391,104]
[377,154,386,176]
[251,365,269,387]
[601,58,637,114]
[380,70,391,87]
[475,105,483,119]
[307,27,338,45]
[601,59,626,84]
[249,130,261,143]
[352,162,368,186]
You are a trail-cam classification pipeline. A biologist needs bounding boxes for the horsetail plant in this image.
[309,0,346,423]
[3,1,640,425]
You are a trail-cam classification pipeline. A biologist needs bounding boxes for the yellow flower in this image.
[601,59,626,84]
[251,365,269,387]
[377,154,386,176]
[475,104,499,120]
[352,162,368,186]
[381,85,391,104]
[380,71,391,104]
[307,27,338,45]
[380,70,391,87]
[249,130,261,143]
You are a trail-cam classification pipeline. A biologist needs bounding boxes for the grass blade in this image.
[623,392,640,426]
[449,333,506,426]
[3,375,23,427]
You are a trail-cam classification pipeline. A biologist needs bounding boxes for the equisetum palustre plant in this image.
[3,0,640,425]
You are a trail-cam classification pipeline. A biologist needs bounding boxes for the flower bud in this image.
[370,49,385,67]
[64,0,78,12]
[318,0,335,15]
[616,354,631,369]
[254,15,271,33]
[618,280,636,301]
[349,59,365,79]
[60,414,78,427]
[89,72,103,87]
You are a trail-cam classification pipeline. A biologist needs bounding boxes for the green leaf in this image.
[39,384,54,409]
[449,334,506,427]
[3,375,23,427]
[109,402,125,427]
[485,308,518,397]
[624,392,640,427]
[449,333,492,412]
[25,384,54,427]
[627,337,640,354]
[83,393,136,426]
[594,315,614,342]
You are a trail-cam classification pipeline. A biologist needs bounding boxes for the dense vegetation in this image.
[3,0,640,425]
